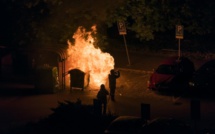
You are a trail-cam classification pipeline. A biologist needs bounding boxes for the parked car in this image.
[140,117,192,134]
[148,56,195,94]
[189,59,215,96]
[104,116,146,134]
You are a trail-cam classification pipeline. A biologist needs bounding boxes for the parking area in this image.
[0,50,215,133]
[1,69,215,133]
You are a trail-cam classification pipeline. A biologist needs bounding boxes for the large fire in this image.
[67,25,114,89]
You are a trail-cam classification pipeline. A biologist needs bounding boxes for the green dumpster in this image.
[35,66,59,94]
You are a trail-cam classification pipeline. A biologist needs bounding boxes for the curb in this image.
[116,67,153,74]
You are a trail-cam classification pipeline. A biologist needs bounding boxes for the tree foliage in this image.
[0,0,49,47]
[0,0,124,49]
[107,0,215,41]
[1,0,45,47]
[1,0,215,51]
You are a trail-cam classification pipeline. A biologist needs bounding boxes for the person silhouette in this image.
[97,84,109,115]
[108,69,120,101]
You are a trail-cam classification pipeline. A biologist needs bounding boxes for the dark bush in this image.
[7,100,117,134]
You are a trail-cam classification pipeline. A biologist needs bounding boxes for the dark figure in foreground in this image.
[108,69,120,101]
[97,84,109,115]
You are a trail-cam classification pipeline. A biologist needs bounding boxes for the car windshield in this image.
[156,65,177,74]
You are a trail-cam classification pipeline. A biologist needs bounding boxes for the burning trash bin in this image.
[35,65,59,94]
[68,69,90,91]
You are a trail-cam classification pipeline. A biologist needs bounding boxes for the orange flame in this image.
[67,25,114,89]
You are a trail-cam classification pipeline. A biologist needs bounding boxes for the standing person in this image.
[108,69,120,101]
[97,84,109,115]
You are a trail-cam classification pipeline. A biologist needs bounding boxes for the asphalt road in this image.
[0,50,214,133]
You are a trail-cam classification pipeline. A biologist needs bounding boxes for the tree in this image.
[0,0,50,48]
[106,0,215,42]
[34,0,125,49]
[0,0,125,50]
